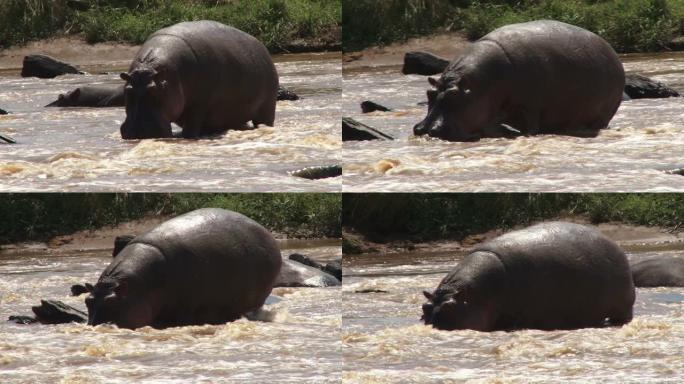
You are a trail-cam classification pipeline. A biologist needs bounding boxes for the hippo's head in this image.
[413,76,489,142]
[84,280,128,326]
[422,288,494,331]
[84,278,156,329]
[45,88,80,107]
[120,68,172,139]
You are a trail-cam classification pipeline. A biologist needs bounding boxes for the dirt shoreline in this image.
[0,216,338,257]
[344,217,684,255]
[343,32,469,71]
[0,36,341,72]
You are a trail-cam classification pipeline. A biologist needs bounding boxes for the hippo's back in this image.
[475,222,634,327]
[131,208,282,312]
[480,20,624,130]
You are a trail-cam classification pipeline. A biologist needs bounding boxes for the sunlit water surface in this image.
[0,240,341,383]
[342,52,684,192]
[343,247,684,383]
[0,53,341,192]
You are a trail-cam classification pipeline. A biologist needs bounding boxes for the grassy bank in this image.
[343,0,684,53]
[0,0,341,52]
[343,194,684,249]
[0,193,341,244]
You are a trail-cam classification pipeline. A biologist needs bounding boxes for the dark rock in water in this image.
[631,256,684,287]
[31,300,87,324]
[277,85,300,101]
[1,133,16,144]
[625,74,679,99]
[417,101,428,106]
[276,259,341,287]
[402,51,450,76]
[323,260,342,281]
[113,234,136,257]
[21,54,84,78]
[289,165,342,180]
[361,101,392,113]
[665,167,684,176]
[288,254,342,281]
[289,253,322,269]
[342,117,394,141]
[0,107,7,115]
[622,92,631,101]
[8,315,37,324]
[355,289,389,294]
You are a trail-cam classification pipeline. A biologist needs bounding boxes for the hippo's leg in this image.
[180,108,206,139]
[608,306,633,326]
[252,99,276,127]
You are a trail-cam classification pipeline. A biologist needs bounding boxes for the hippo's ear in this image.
[423,290,434,301]
[58,94,65,100]
[428,77,439,88]
[120,72,132,82]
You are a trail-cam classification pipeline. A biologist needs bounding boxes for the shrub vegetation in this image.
[344,193,684,243]
[343,0,684,53]
[0,193,341,244]
[0,0,341,52]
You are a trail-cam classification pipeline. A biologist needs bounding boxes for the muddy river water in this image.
[0,240,341,383]
[342,52,684,192]
[342,246,684,383]
[0,52,341,192]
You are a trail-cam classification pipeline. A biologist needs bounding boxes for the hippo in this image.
[80,208,282,329]
[422,222,635,331]
[46,85,124,107]
[120,20,278,139]
[414,20,625,141]
[630,256,684,287]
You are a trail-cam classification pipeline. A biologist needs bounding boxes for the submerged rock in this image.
[624,74,679,99]
[289,165,342,180]
[402,51,449,76]
[342,117,394,141]
[361,101,392,113]
[276,259,341,287]
[1,133,16,144]
[277,86,300,101]
[31,300,87,324]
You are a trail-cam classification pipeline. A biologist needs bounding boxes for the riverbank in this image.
[343,217,684,256]
[0,215,341,258]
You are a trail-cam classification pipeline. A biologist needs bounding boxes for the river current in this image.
[0,53,341,192]
[0,240,341,383]
[342,52,684,192]
[342,247,684,383]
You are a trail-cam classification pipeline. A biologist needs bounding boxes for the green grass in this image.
[343,0,684,53]
[0,0,341,52]
[343,194,684,244]
[0,193,341,244]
